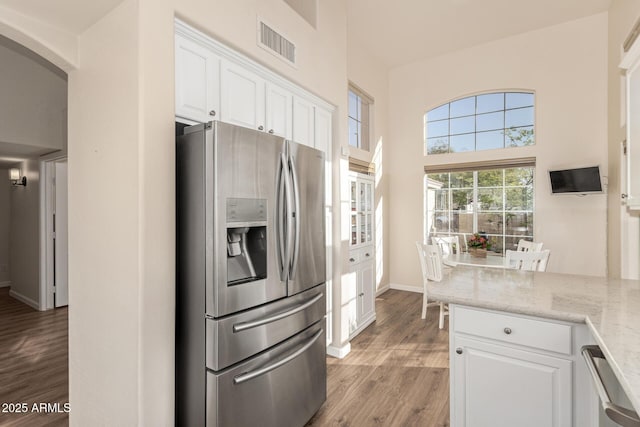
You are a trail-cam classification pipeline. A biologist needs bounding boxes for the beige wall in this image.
[0,38,67,152]
[388,13,609,290]
[0,169,9,284]
[8,159,40,303]
[608,0,640,279]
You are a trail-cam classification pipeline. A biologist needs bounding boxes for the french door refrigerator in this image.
[176,121,326,427]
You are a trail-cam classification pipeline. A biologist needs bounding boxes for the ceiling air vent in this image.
[258,20,296,66]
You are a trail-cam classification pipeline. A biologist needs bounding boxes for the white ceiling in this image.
[347,0,611,68]
[0,0,124,35]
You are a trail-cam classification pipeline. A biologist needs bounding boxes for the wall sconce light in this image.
[9,168,27,186]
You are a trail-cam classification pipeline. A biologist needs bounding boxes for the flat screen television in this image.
[549,166,603,194]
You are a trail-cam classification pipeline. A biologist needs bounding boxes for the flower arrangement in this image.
[468,233,491,250]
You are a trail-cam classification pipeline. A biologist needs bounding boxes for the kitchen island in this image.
[428,266,640,426]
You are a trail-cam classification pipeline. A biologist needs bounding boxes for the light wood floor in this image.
[0,287,68,427]
[307,289,450,427]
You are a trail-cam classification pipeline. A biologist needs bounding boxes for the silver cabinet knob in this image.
[268,129,274,134]
[365,253,370,257]
[258,125,264,131]
[456,348,463,355]
[349,258,355,262]
[209,110,216,117]
[359,292,364,297]
[504,327,512,335]
[622,193,628,199]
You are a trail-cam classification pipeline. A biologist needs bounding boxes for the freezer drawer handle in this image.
[233,329,323,385]
[232,292,323,333]
[581,345,640,427]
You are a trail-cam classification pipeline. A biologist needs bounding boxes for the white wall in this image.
[0,37,67,153]
[608,0,640,279]
[8,159,40,303]
[0,169,10,284]
[388,13,609,290]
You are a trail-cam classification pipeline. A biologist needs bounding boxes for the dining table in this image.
[442,252,508,269]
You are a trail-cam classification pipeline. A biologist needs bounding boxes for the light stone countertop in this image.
[427,266,640,413]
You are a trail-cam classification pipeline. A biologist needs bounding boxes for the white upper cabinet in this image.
[293,96,315,148]
[175,35,220,123]
[265,82,293,139]
[220,60,266,130]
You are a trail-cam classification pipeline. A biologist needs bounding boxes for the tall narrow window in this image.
[425,91,535,154]
[348,84,372,151]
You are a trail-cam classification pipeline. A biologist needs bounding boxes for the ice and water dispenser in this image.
[226,198,267,285]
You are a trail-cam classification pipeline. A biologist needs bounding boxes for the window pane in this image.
[476,130,504,150]
[427,104,449,121]
[505,107,534,128]
[478,213,504,235]
[506,92,534,109]
[477,188,504,211]
[477,93,504,114]
[450,133,475,152]
[453,212,473,233]
[506,187,533,211]
[450,97,475,118]
[348,91,360,120]
[505,126,534,147]
[427,137,449,154]
[477,169,503,187]
[433,211,450,232]
[450,171,473,188]
[428,173,450,188]
[348,117,360,148]
[451,189,473,210]
[486,235,503,254]
[476,111,504,132]
[505,167,534,186]
[426,119,449,138]
[505,212,533,235]
[434,189,449,209]
[450,116,475,135]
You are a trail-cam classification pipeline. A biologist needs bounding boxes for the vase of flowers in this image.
[468,233,491,258]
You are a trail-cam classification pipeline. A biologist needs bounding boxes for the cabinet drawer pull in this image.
[359,292,364,297]
[456,348,463,355]
[209,110,216,117]
[504,327,512,335]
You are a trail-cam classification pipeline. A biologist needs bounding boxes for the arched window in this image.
[425,92,534,154]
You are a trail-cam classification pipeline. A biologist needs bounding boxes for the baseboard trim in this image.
[9,289,40,310]
[375,284,390,296]
[0,281,11,288]
[389,283,423,293]
[326,342,351,359]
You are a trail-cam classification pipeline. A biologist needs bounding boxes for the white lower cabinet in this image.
[347,248,375,338]
[450,305,597,427]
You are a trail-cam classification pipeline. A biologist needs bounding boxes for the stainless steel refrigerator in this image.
[176,121,327,427]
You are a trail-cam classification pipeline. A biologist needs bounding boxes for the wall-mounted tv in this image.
[549,166,603,194]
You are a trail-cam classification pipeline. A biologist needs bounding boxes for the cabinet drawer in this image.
[348,247,374,267]
[453,306,572,355]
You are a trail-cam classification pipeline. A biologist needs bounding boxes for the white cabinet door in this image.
[265,83,293,138]
[314,107,332,153]
[220,59,266,130]
[451,335,572,427]
[293,96,315,147]
[175,35,219,123]
[357,258,375,323]
[345,264,359,335]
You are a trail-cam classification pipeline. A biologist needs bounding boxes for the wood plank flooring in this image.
[0,288,68,427]
[307,289,450,427]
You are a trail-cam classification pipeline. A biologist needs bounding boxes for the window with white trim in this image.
[348,84,372,151]
[425,92,535,154]
[425,164,535,254]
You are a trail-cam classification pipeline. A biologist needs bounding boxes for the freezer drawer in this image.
[206,322,326,427]
[206,284,325,371]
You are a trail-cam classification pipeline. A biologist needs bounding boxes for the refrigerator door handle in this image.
[276,153,290,281]
[232,329,323,385]
[288,152,301,279]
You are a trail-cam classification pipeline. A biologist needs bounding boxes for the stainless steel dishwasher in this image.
[582,345,640,427]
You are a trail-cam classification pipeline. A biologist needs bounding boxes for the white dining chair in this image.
[505,249,550,272]
[431,235,461,257]
[516,239,543,252]
[415,242,448,329]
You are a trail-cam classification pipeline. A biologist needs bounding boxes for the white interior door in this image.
[621,141,640,279]
[54,160,68,307]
